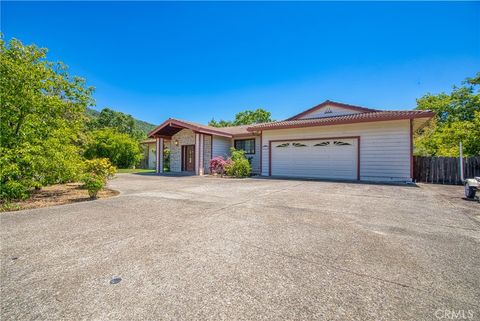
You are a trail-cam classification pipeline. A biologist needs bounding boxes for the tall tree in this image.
[0,37,93,199]
[209,108,274,127]
[415,73,480,156]
[88,107,144,140]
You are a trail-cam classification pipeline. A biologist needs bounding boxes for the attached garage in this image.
[270,137,359,180]
[249,101,435,183]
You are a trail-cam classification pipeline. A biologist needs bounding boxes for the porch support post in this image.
[155,137,160,174]
[199,133,204,175]
[159,137,164,174]
[195,133,200,175]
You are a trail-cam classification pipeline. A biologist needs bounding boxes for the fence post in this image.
[459,142,464,183]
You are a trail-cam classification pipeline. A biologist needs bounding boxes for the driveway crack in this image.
[220,237,480,310]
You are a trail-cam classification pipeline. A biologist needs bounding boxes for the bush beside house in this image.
[209,148,251,178]
[209,156,232,176]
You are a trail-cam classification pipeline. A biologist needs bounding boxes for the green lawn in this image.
[116,168,155,174]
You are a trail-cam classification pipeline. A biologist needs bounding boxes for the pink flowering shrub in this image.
[209,156,232,176]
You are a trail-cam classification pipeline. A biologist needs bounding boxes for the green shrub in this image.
[225,148,252,178]
[0,181,30,201]
[81,174,104,199]
[84,128,142,168]
[225,158,251,178]
[84,158,116,182]
[230,148,247,162]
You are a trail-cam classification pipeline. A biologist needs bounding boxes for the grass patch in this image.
[116,168,155,174]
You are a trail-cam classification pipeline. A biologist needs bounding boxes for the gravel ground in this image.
[1,174,479,321]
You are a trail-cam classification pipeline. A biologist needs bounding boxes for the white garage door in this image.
[271,138,358,180]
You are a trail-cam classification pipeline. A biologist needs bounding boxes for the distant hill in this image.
[86,108,156,135]
[135,118,157,134]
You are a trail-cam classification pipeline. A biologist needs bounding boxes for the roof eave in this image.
[148,118,233,138]
[247,112,435,131]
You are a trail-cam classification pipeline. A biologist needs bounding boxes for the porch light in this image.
[174,139,179,146]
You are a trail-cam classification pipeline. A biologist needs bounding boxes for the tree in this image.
[208,119,235,127]
[0,37,94,199]
[84,128,142,168]
[415,73,480,156]
[88,108,144,140]
[209,108,273,127]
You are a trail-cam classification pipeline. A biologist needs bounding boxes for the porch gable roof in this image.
[148,118,246,138]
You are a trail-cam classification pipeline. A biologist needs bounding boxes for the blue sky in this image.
[2,1,479,125]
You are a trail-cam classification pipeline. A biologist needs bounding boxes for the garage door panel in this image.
[271,138,357,179]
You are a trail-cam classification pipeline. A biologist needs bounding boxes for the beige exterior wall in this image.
[163,130,269,176]
[203,135,212,174]
[168,130,212,174]
[261,120,411,182]
[170,129,196,172]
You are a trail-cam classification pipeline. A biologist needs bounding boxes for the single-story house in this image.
[145,100,434,182]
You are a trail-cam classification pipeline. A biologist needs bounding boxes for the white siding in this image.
[212,136,231,159]
[261,120,411,182]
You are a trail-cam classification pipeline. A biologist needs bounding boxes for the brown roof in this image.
[148,101,435,137]
[215,125,251,136]
[148,118,251,138]
[247,110,435,131]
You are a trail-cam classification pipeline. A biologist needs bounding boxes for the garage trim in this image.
[268,136,361,180]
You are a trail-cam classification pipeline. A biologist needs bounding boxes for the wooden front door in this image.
[181,145,195,172]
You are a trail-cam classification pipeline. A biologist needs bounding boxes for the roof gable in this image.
[148,118,252,138]
[286,100,380,120]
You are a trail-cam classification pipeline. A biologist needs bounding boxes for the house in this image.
[146,100,434,182]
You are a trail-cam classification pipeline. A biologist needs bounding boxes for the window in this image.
[292,142,307,147]
[333,141,351,146]
[234,139,255,154]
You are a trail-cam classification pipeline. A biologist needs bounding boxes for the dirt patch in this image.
[1,183,119,212]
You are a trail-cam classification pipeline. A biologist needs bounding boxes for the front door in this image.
[182,145,195,172]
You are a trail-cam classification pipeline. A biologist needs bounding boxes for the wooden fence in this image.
[413,156,480,185]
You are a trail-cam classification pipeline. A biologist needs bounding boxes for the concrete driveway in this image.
[1,174,479,321]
